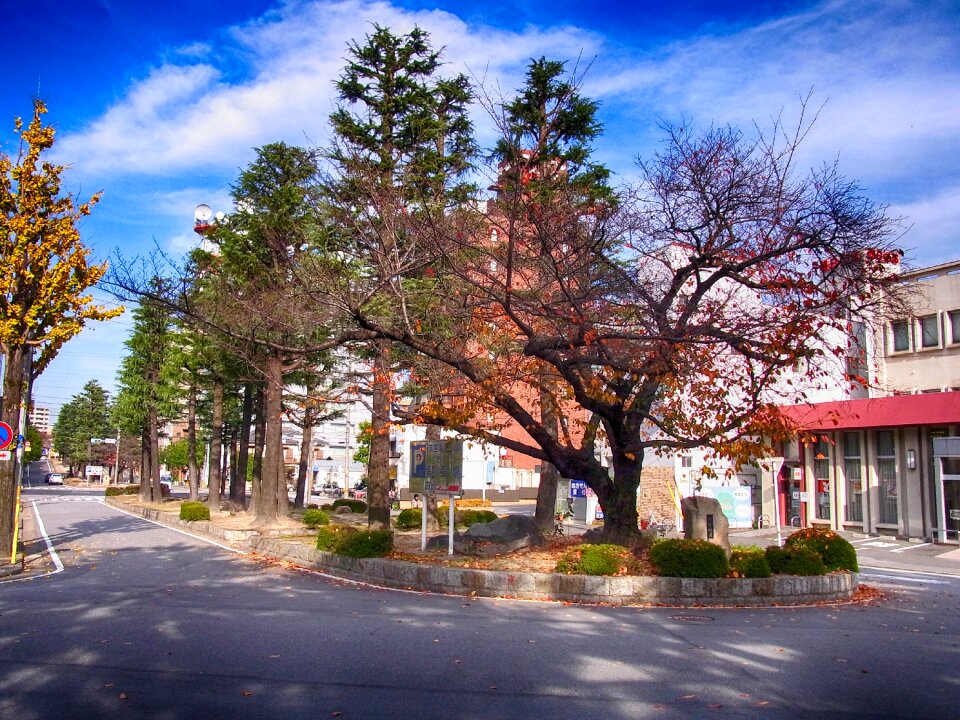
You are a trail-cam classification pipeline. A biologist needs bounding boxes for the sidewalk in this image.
[727,526,960,577]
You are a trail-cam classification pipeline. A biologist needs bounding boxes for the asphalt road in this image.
[2,471,959,718]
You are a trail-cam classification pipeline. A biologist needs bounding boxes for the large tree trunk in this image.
[534,377,560,534]
[139,428,152,501]
[207,380,224,512]
[368,342,391,530]
[187,385,200,501]
[251,385,265,514]
[255,353,284,526]
[232,382,254,511]
[147,403,161,501]
[0,345,24,560]
[294,422,312,509]
[595,452,643,545]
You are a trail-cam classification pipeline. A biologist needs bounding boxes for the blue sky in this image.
[3,0,959,419]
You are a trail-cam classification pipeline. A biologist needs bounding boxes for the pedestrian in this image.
[413,494,421,509]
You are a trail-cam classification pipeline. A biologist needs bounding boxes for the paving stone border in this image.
[107,499,858,607]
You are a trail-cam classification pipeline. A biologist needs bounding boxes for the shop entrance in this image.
[933,438,960,544]
[779,464,805,527]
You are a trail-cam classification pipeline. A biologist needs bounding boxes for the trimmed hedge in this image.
[179,501,210,522]
[316,525,358,551]
[337,529,394,558]
[395,508,421,530]
[785,527,859,572]
[315,525,393,558]
[555,543,640,576]
[394,507,498,530]
[765,545,826,576]
[650,538,729,578]
[332,498,368,514]
[459,509,499,527]
[302,509,330,528]
[105,484,140,496]
[729,547,773,578]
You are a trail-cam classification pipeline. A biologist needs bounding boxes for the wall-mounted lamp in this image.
[907,449,917,470]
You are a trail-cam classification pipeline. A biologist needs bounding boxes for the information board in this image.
[409,439,463,494]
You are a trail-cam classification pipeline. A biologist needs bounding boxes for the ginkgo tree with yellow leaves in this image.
[0,99,121,559]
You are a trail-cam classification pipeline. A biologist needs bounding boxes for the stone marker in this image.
[681,495,730,556]
[427,514,544,556]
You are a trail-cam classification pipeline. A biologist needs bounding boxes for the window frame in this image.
[917,313,941,349]
[890,319,911,353]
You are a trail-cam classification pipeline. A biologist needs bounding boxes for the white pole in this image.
[420,494,427,551]
[113,427,121,484]
[448,495,456,555]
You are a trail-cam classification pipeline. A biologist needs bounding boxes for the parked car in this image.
[46,473,64,485]
[315,483,342,497]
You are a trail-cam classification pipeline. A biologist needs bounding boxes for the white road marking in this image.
[890,543,932,553]
[0,500,64,584]
[859,572,951,585]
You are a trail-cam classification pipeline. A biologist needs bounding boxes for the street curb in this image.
[106,498,858,607]
[0,557,23,578]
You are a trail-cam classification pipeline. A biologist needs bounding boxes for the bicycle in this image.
[646,512,675,538]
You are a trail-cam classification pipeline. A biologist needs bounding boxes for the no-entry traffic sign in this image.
[0,421,13,450]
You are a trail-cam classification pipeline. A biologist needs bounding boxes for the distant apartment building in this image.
[29,405,51,434]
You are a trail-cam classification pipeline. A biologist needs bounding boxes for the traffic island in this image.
[106,498,858,607]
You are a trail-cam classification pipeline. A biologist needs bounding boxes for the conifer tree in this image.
[326,24,476,529]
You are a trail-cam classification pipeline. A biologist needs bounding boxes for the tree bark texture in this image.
[0,346,24,559]
[367,343,391,530]
[207,380,223,512]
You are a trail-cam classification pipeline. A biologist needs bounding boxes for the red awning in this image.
[778,392,960,431]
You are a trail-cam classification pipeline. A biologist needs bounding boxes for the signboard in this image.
[0,451,10,461]
[570,480,587,497]
[0,421,13,451]
[700,486,753,529]
[409,440,463,494]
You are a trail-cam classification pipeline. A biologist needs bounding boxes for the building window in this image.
[846,321,868,382]
[891,320,910,352]
[813,436,831,521]
[680,455,693,468]
[876,430,898,524]
[843,432,863,523]
[919,314,940,348]
[949,310,960,344]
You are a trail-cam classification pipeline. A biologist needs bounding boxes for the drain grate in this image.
[667,614,715,622]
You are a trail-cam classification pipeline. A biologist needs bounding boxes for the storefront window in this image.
[877,430,898,524]
[813,436,831,520]
[843,432,863,522]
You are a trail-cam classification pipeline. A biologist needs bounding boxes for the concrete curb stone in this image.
[107,498,858,607]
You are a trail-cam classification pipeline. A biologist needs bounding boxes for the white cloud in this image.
[55,0,605,178]
[890,186,960,266]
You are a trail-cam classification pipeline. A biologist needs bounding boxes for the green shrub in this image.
[650,538,729,578]
[124,484,140,495]
[332,498,368,514]
[302,509,329,528]
[316,525,358,551]
[179,501,210,522]
[765,545,825,575]
[785,527,858,572]
[105,486,123,496]
[729,547,772,578]
[306,503,319,510]
[395,508,422,529]
[336,529,394,558]
[555,543,638,576]
[459,509,499,527]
